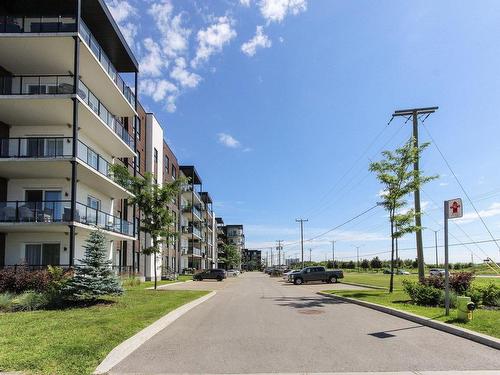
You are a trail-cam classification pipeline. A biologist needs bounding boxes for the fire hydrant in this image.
[457,296,475,322]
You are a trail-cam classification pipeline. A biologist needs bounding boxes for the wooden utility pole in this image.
[392,106,438,282]
[331,240,336,266]
[276,240,283,267]
[296,218,308,269]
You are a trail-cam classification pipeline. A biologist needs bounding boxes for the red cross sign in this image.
[447,198,463,219]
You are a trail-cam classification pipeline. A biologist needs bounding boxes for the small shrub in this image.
[480,283,500,307]
[465,286,483,306]
[11,291,48,311]
[0,267,50,294]
[0,292,14,311]
[403,279,442,306]
[45,266,73,307]
[449,272,474,294]
[439,290,458,308]
[423,275,445,289]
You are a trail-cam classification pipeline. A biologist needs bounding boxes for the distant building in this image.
[242,249,261,270]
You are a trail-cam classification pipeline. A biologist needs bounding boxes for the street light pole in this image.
[432,229,439,267]
[353,245,363,272]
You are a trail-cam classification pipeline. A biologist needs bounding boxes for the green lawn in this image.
[324,289,500,338]
[0,284,207,375]
[342,272,499,290]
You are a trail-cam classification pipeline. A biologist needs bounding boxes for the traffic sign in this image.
[447,198,463,219]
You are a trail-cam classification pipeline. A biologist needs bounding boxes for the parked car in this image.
[286,270,301,282]
[429,268,446,276]
[282,269,297,280]
[290,266,344,285]
[193,269,226,281]
[226,269,240,277]
[397,269,410,275]
[383,269,393,274]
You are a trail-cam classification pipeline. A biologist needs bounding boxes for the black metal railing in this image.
[0,74,74,95]
[0,200,134,237]
[0,15,77,33]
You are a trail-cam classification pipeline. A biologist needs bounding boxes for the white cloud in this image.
[140,38,165,77]
[241,25,272,56]
[217,133,241,148]
[192,16,237,67]
[439,182,449,187]
[107,0,137,23]
[258,0,307,23]
[456,202,500,224]
[170,57,202,88]
[279,36,284,43]
[240,0,252,6]
[106,0,138,47]
[139,79,178,102]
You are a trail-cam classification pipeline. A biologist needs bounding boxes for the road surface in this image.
[110,272,500,374]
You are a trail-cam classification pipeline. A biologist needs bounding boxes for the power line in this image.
[423,123,500,259]
[283,204,380,249]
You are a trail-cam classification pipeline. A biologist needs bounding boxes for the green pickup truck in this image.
[290,266,344,285]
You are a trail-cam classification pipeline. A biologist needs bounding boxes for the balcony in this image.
[0,75,135,157]
[79,20,135,109]
[0,15,136,116]
[185,225,202,239]
[0,200,134,238]
[187,245,202,257]
[181,205,203,221]
[0,137,132,199]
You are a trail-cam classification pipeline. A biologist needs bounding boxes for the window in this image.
[164,155,169,174]
[87,196,101,210]
[87,148,98,170]
[135,152,141,173]
[154,148,158,178]
[136,117,141,140]
[172,165,176,179]
[24,243,60,266]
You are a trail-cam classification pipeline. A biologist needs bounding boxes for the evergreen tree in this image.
[65,230,123,301]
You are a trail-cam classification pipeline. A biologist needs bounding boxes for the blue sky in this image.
[107,0,500,264]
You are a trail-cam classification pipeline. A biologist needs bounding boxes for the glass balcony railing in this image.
[0,16,135,108]
[0,75,74,95]
[79,20,135,107]
[187,245,202,256]
[75,202,134,237]
[0,200,134,236]
[0,137,72,158]
[0,75,134,151]
[0,15,77,33]
[77,80,135,150]
[0,137,131,191]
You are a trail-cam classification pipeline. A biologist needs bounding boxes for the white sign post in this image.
[444,198,463,315]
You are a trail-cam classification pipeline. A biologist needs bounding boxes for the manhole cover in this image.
[298,309,324,315]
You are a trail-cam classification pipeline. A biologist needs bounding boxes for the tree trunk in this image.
[389,218,395,293]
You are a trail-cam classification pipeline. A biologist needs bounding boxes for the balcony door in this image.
[25,243,60,266]
[24,190,62,222]
[25,138,64,158]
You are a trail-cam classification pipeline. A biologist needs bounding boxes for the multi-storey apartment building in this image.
[162,138,179,276]
[226,224,244,269]
[179,165,203,272]
[242,249,261,270]
[215,217,226,268]
[0,1,139,269]
[200,192,216,269]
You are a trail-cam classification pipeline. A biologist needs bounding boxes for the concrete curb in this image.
[339,281,386,290]
[317,292,500,350]
[94,290,216,374]
[146,279,193,290]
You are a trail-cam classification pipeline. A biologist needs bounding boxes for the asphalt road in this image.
[110,272,500,374]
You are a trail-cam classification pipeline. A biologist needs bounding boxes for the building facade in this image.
[0,1,224,277]
[242,249,261,270]
[0,0,138,270]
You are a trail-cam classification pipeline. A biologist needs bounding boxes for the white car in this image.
[285,270,300,282]
[227,269,240,277]
[429,268,445,276]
